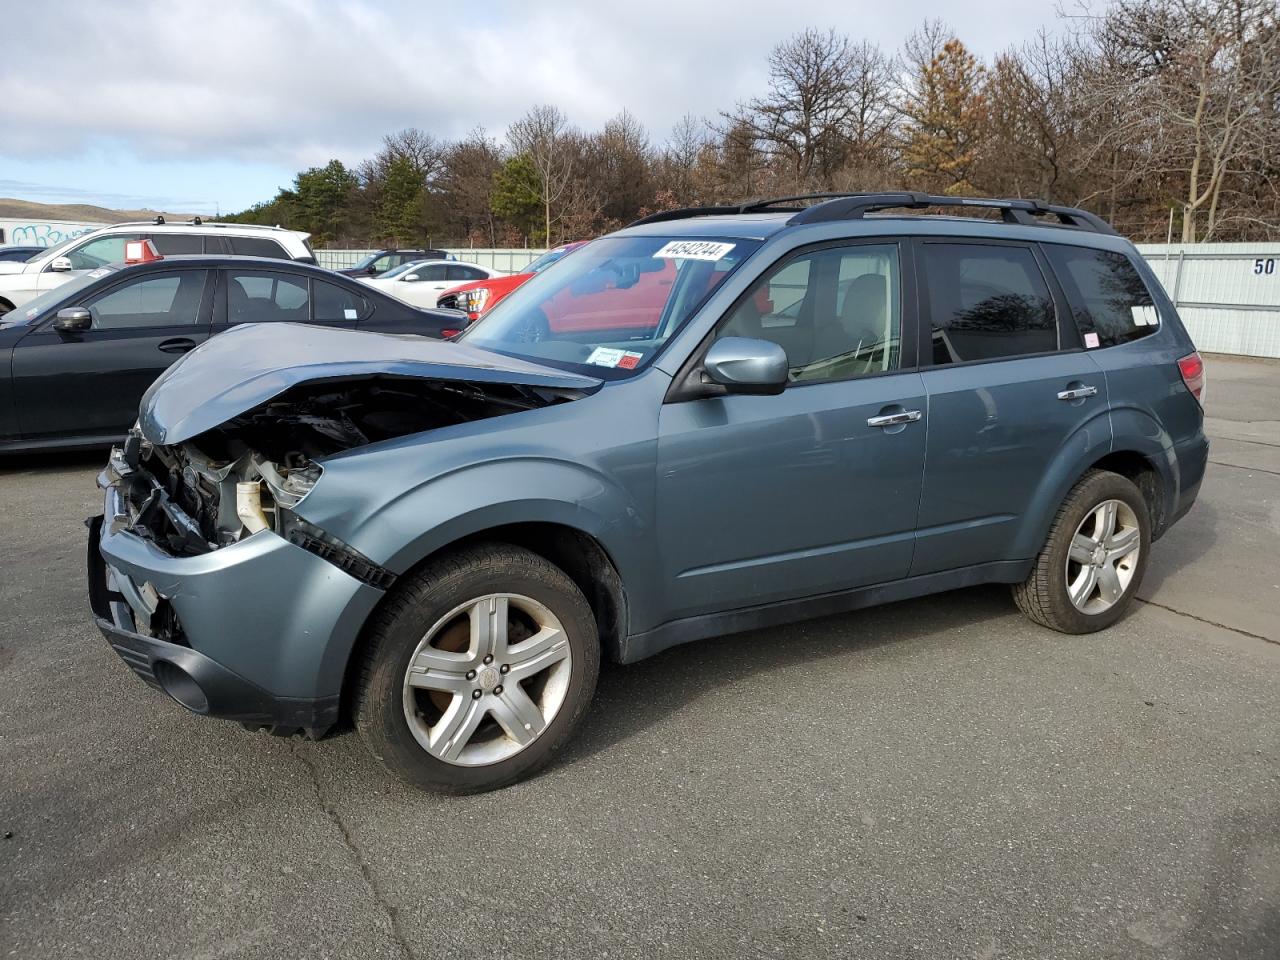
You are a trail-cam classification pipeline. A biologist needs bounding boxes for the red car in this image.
[435,241,588,322]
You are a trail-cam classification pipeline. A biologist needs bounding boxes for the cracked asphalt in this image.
[2,355,1278,960]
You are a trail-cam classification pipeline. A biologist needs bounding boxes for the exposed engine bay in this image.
[109,375,581,557]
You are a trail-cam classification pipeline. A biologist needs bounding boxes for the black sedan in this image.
[0,245,45,263]
[0,255,468,453]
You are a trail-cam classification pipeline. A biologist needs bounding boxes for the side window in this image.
[921,243,1056,364]
[415,265,448,282]
[1043,245,1158,348]
[225,271,309,324]
[314,279,368,321]
[149,233,203,256]
[717,243,902,383]
[227,236,288,259]
[447,265,485,281]
[84,271,207,329]
[63,234,144,270]
[371,255,396,273]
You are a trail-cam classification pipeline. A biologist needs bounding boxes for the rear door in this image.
[13,268,213,439]
[217,268,362,330]
[909,238,1110,575]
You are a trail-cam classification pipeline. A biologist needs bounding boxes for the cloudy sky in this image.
[0,0,1066,214]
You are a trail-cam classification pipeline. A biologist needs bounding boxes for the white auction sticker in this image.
[653,240,736,261]
[1084,332,1100,348]
[344,308,358,320]
[1130,304,1159,327]
[586,347,626,368]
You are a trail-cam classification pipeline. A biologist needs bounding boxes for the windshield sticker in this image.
[653,240,736,261]
[1083,332,1100,348]
[586,347,626,368]
[617,351,643,370]
[344,308,358,320]
[1131,304,1159,327]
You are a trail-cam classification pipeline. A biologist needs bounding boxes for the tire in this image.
[354,542,600,793]
[1013,469,1151,634]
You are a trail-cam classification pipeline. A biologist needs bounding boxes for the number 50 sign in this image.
[1254,258,1276,275]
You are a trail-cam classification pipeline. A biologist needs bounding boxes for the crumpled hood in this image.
[138,322,602,445]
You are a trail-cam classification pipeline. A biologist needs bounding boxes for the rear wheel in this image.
[1013,470,1150,633]
[355,543,600,793]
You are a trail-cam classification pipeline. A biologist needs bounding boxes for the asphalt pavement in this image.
[1,354,1277,960]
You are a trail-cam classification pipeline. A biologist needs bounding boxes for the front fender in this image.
[297,455,657,621]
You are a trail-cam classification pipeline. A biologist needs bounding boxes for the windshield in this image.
[380,260,429,280]
[27,235,82,261]
[351,253,380,271]
[522,246,576,275]
[461,235,760,378]
[0,267,115,327]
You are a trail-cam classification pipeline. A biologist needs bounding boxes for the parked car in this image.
[338,249,453,278]
[89,191,1208,794]
[0,247,465,452]
[0,218,314,315]
[436,241,587,320]
[0,245,45,264]
[361,259,505,309]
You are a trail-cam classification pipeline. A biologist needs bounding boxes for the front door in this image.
[909,239,1111,575]
[656,240,927,622]
[13,268,213,440]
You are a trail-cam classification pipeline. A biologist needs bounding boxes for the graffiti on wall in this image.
[7,223,97,247]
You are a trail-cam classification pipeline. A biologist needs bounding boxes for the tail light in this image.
[1177,352,1206,406]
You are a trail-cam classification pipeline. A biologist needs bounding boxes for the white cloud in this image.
[1,0,1066,172]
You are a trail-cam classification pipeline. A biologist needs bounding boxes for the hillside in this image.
[0,198,203,224]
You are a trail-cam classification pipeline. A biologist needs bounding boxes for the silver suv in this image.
[89,192,1208,793]
[0,218,313,314]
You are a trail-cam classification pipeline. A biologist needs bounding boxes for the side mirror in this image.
[49,256,73,272]
[702,337,788,396]
[53,306,92,333]
[402,274,420,282]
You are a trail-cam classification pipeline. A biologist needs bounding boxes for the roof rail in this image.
[106,220,292,232]
[628,191,1116,235]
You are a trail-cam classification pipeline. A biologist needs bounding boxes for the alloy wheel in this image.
[402,594,572,767]
[1064,498,1142,615]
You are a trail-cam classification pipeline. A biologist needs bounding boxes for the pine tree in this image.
[901,38,988,195]
[376,156,425,245]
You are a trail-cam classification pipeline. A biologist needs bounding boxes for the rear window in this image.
[228,236,288,259]
[1043,245,1158,348]
[149,233,203,256]
[314,279,369,321]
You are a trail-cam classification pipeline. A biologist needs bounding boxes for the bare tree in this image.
[507,105,578,244]
[722,27,864,189]
[1079,0,1280,240]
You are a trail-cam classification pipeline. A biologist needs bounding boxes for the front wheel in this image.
[355,543,600,793]
[1013,470,1151,633]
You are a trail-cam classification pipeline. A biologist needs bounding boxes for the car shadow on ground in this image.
[561,583,1021,766]
[1137,497,1219,597]
[0,448,108,476]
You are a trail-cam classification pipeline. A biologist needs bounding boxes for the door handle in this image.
[157,337,196,354]
[867,409,922,428]
[1057,385,1098,401]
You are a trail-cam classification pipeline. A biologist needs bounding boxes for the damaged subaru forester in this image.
[90,193,1209,793]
